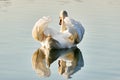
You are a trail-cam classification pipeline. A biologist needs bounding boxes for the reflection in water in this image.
[32,47,51,77]
[58,47,84,79]
[32,47,84,79]
[58,0,82,5]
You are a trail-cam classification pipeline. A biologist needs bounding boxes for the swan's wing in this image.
[33,16,51,32]
[64,17,85,42]
[32,16,52,42]
[70,19,85,39]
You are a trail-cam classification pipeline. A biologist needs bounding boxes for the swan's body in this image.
[32,17,74,48]
[32,10,84,49]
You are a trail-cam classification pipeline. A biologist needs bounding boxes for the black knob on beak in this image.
[59,19,62,25]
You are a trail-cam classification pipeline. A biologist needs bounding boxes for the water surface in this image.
[0,0,120,80]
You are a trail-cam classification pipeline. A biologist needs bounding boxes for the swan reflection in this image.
[32,47,84,79]
[32,47,51,77]
[58,47,84,79]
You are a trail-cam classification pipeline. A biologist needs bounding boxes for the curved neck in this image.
[60,17,67,32]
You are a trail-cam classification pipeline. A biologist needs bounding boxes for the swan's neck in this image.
[60,18,67,32]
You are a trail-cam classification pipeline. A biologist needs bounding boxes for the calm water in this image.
[0,0,120,80]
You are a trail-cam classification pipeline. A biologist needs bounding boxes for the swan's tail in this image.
[32,16,51,42]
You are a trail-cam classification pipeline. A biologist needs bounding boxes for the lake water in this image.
[0,0,120,80]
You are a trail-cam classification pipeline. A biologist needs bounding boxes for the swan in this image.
[32,10,84,49]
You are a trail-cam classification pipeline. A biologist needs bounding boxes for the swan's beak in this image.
[59,19,62,25]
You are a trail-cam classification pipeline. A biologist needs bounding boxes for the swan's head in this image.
[59,10,68,25]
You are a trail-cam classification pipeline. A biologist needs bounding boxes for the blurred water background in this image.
[0,0,120,80]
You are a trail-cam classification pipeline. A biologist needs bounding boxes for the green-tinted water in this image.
[0,0,120,80]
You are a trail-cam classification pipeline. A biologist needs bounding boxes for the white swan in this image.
[32,10,84,49]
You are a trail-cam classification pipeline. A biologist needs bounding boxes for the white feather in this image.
[64,17,85,41]
[32,15,84,49]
